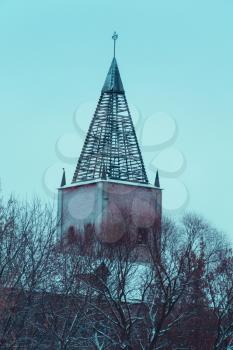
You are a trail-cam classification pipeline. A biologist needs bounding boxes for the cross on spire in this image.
[112,31,118,58]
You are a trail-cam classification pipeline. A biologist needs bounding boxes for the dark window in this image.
[67,225,78,244]
[68,225,75,236]
[137,227,148,244]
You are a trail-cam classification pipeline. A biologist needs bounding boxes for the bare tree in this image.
[82,214,233,350]
[0,195,56,349]
[1,189,233,350]
[206,243,233,350]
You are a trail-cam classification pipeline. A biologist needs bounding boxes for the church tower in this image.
[58,33,162,249]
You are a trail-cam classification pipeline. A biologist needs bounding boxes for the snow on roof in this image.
[59,178,160,190]
[41,254,151,303]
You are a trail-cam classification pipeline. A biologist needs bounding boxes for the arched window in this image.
[67,225,78,244]
[137,227,148,244]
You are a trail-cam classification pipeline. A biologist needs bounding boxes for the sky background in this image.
[0,1,233,238]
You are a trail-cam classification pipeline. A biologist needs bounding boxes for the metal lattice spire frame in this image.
[72,34,148,184]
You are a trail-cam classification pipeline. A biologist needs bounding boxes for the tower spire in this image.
[60,168,66,187]
[154,170,160,188]
[112,31,118,58]
[101,32,123,94]
[72,35,148,185]
[101,57,124,94]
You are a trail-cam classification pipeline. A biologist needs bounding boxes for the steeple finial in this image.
[154,170,160,188]
[61,168,66,187]
[112,31,118,58]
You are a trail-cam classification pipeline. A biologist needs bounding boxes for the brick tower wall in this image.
[58,180,161,248]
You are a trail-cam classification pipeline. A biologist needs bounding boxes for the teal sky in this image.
[0,1,233,237]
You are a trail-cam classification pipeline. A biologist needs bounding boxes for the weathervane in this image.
[112,31,118,58]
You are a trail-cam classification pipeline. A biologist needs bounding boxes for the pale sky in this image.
[0,1,232,238]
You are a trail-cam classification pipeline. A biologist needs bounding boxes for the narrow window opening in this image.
[137,227,148,244]
[67,225,78,244]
